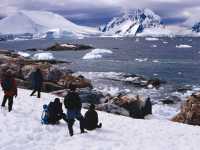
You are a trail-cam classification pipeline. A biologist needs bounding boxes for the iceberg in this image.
[176,44,192,48]
[145,37,159,41]
[82,49,113,59]
[17,51,31,58]
[33,52,55,60]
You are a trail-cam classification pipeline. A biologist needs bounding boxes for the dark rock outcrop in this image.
[102,95,152,118]
[161,96,181,105]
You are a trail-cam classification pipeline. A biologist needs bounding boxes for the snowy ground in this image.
[0,88,200,150]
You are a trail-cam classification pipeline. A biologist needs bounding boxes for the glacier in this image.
[0,10,99,39]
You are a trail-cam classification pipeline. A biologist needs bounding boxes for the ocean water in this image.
[1,37,200,118]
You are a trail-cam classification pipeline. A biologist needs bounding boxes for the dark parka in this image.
[84,109,99,130]
[48,100,63,124]
[31,70,43,90]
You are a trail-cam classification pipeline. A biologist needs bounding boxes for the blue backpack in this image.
[41,104,49,124]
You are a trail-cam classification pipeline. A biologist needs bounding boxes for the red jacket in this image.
[1,78,17,97]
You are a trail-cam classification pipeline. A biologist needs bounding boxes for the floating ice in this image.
[33,52,54,60]
[145,37,159,41]
[152,44,157,48]
[152,59,160,63]
[135,58,148,62]
[176,44,192,48]
[17,51,31,58]
[82,49,113,59]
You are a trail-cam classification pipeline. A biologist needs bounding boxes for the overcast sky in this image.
[1,0,200,26]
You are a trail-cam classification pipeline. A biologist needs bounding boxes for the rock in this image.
[24,48,38,52]
[15,78,32,89]
[147,78,165,89]
[172,93,200,125]
[0,49,12,55]
[96,103,130,116]
[176,85,192,93]
[43,82,65,92]
[58,74,92,89]
[45,43,94,51]
[161,96,181,104]
[109,95,152,118]
[79,88,104,104]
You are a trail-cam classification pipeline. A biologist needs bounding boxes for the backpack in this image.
[41,104,49,124]
[1,78,13,91]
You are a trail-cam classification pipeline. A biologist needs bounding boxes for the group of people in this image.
[1,69,102,136]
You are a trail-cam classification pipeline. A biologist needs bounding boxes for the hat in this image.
[89,104,95,110]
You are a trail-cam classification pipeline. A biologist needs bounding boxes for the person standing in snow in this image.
[64,84,85,136]
[30,68,43,98]
[83,104,102,130]
[1,71,17,112]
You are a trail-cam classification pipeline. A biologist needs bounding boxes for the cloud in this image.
[0,0,200,26]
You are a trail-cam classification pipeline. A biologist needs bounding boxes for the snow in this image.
[17,52,31,58]
[82,49,113,59]
[60,44,76,48]
[33,52,54,60]
[1,88,200,150]
[0,10,99,38]
[176,44,192,48]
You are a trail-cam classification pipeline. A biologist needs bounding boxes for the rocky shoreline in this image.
[1,48,200,124]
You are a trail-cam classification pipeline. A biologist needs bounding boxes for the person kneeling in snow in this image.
[44,98,67,125]
[1,71,17,112]
[84,104,102,130]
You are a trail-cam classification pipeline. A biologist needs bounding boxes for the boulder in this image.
[172,93,200,125]
[58,75,92,89]
[108,95,152,118]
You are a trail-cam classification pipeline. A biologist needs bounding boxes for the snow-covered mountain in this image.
[1,88,200,150]
[99,8,200,37]
[192,22,200,32]
[0,10,99,39]
[99,9,161,36]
